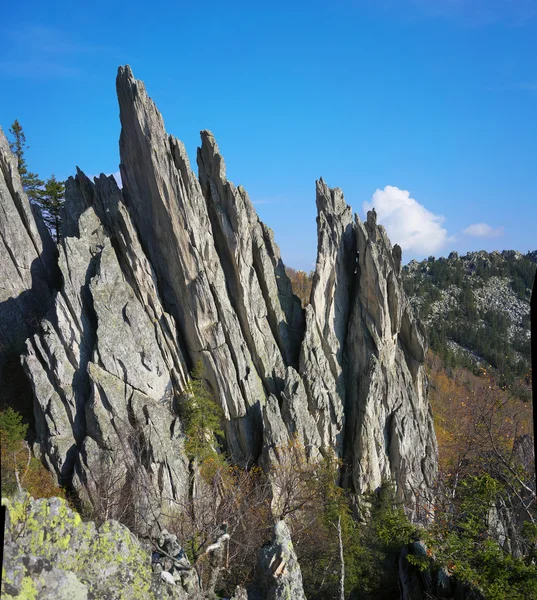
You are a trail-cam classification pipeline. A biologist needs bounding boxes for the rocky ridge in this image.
[403,250,535,374]
[0,65,437,528]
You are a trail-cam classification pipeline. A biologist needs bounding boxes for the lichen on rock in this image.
[1,493,188,600]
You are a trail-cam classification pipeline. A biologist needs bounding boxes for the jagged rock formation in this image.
[0,128,57,399]
[2,494,306,600]
[296,179,355,456]
[251,520,306,600]
[344,210,437,509]
[0,65,437,520]
[20,170,191,529]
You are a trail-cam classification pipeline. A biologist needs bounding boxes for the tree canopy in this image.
[41,174,65,244]
[8,120,44,204]
[8,120,65,244]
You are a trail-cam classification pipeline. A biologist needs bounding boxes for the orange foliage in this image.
[285,267,314,307]
[23,455,65,499]
[1,440,64,499]
[427,350,533,476]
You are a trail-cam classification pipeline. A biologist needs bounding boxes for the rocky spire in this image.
[344,209,437,512]
[295,179,357,456]
[117,65,271,461]
[254,520,307,599]
[1,66,437,521]
[310,177,355,380]
[0,127,57,387]
[197,129,304,372]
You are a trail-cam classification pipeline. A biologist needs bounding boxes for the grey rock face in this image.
[296,180,356,457]
[1,493,191,600]
[310,178,355,383]
[2,65,437,522]
[344,210,437,512]
[198,130,303,372]
[23,172,190,521]
[0,127,57,394]
[254,520,307,600]
[114,66,436,507]
[114,66,344,471]
[117,67,268,462]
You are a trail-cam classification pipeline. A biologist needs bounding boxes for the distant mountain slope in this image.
[403,250,536,390]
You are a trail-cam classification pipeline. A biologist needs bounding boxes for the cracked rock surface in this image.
[0,65,437,522]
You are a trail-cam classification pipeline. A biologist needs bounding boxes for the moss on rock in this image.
[1,493,185,599]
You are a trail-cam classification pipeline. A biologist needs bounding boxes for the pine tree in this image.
[41,175,65,244]
[181,360,223,461]
[8,120,44,203]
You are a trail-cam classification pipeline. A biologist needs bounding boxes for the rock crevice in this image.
[0,65,437,520]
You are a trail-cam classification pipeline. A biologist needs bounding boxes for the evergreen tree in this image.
[41,175,65,244]
[181,360,223,461]
[8,120,44,203]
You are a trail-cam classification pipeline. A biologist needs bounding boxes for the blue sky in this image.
[1,0,536,270]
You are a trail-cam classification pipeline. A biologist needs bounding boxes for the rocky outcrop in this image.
[310,179,355,384]
[116,67,311,464]
[2,493,192,600]
[0,127,57,399]
[198,130,304,372]
[399,541,483,600]
[22,171,191,525]
[2,494,307,600]
[344,210,437,512]
[252,520,306,600]
[297,180,355,456]
[151,530,200,595]
[0,65,437,520]
[117,69,264,462]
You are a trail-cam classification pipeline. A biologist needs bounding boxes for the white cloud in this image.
[463,223,503,238]
[363,185,451,255]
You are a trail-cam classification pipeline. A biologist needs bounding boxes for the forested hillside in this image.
[402,250,535,396]
[284,252,536,598]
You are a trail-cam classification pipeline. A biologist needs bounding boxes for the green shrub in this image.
[0,407,63,499]
[413,474,537,600]
[180,360,224,462]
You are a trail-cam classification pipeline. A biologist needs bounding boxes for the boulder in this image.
[254,520,306,600]
[1,493,189,599]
